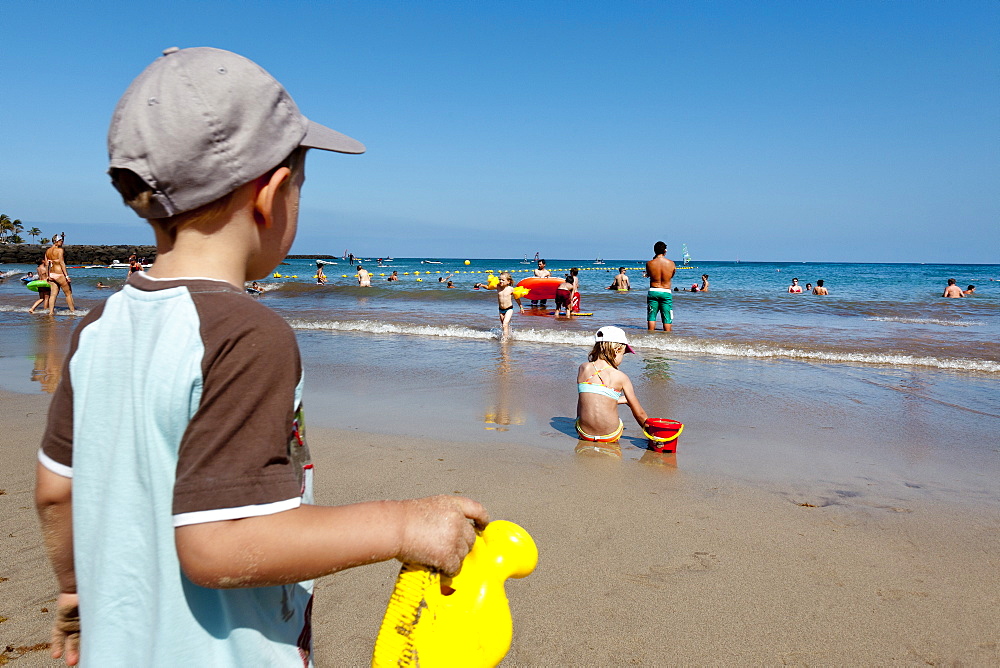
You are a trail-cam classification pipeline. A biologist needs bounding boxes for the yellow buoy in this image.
[465,260,471,265]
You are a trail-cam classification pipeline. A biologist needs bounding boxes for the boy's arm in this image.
[175,495,488,588]
[36,463,80,666]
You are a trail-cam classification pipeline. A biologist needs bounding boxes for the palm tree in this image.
[40,237,51,245]
[28,227,41,243]
[9,234,24,244]
[0,214,12,243]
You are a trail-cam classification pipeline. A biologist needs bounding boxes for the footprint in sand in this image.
[625,552,719,587]
[877,588,929,601]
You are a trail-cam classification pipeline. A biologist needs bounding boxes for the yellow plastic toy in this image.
[511,286,530,299]
[372,520,537,668]
[486,274,500,289]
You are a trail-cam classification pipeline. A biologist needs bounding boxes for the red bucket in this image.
[643,418,683,451]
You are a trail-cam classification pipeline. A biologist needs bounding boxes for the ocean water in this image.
[1,257,998,505]
[2,258,998,373]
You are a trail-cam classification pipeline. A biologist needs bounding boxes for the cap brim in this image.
[625,344,635,354]
[301,119,366,154]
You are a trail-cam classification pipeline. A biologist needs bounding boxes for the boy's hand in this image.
[50,592,80,665]
[398,495,490,576]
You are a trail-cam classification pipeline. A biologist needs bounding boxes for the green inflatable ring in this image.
[26,279,50,292]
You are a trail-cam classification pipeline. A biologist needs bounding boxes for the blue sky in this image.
[2,1,997,263]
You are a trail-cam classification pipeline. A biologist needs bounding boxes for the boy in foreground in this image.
[35,47,488,666]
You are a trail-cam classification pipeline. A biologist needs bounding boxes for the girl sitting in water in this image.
[575,326,648,443]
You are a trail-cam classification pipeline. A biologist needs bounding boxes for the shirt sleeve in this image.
[172,295,307,523]
[39,304,107,477]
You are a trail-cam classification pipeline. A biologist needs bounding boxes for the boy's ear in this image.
[252,167,292,228]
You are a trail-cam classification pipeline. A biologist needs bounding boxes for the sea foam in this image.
[288,318,1000,373]
[866,316,985,327]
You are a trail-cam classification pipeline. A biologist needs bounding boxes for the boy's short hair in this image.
[107,46,365,220]
[654,241,666,255]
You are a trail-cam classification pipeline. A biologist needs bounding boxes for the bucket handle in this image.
[642,422,683,443]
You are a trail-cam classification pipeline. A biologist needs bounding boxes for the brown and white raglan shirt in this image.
[40,273,315,666]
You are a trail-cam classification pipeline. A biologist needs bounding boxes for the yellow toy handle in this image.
[642,422,683,442]
[372,520,538,668]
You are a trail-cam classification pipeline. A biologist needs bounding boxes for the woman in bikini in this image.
[45,233,76,314]
[575,326,648,443]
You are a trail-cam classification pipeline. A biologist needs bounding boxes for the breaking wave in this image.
[288,318,1000,373]
[866,316,985,327]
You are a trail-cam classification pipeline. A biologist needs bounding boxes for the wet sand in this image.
[3,386,999,665]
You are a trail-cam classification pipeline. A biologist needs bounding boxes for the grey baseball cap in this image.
[108,46,365,218]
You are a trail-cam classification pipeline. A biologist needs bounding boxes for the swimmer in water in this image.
[608,267,630,292]
[942,278,963,298]
[788,278,803,293]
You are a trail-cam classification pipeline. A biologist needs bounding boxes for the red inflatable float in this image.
[515,277,563,301]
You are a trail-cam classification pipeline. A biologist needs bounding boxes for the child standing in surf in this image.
[494,272,524,339]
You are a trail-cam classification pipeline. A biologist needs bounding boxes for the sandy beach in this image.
[3,380,998,665]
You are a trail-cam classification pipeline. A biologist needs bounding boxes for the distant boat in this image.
[108,260,151,269]
[316,259,338,266]
[520,255,532,264]
[421,260,443,264]
[682,244,692,266]
[593,257,605,265]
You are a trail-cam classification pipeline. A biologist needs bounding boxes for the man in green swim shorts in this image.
[646,240,676,331]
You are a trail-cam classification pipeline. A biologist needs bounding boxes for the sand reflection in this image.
[31,318,69,393]
[574,440,622,459]
[639,449,678,470]
[574,438,680,471]
[483,340,524,431]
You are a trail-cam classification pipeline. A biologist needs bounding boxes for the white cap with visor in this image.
[594,326,636,354]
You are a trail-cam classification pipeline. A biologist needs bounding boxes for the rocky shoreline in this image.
[0,245,336,265]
